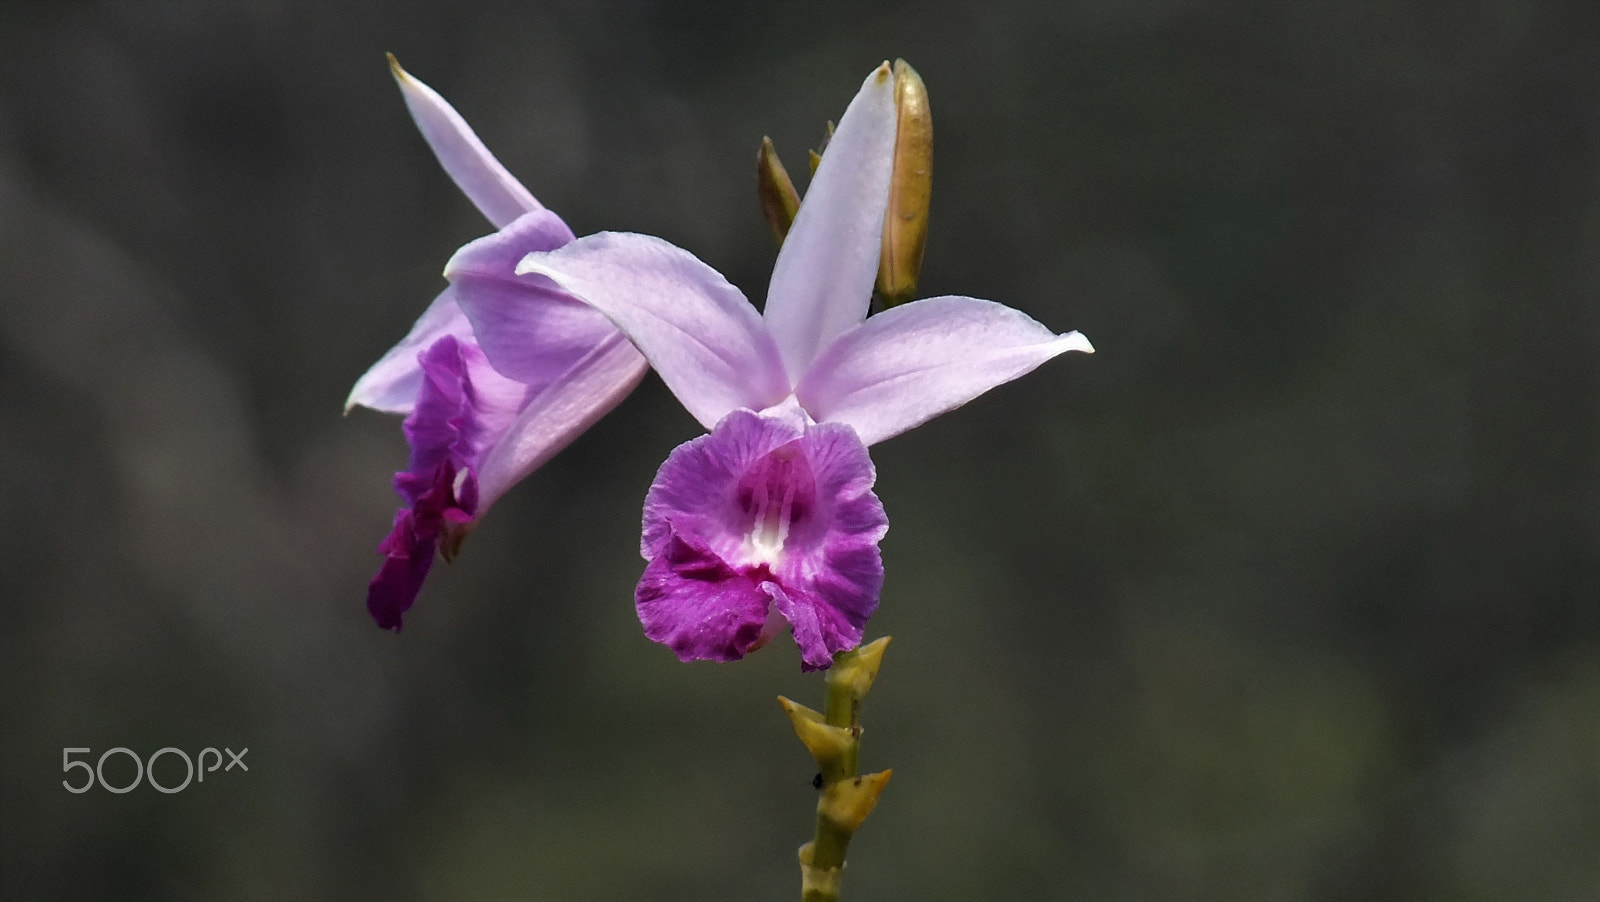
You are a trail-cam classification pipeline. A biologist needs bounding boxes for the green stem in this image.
[795,640,891,902]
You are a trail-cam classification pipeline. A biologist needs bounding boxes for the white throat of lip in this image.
[744,472,798,565]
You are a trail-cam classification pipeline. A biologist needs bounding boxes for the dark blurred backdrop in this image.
[2,2,1596,900]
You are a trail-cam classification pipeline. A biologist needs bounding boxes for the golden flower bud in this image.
[757,136,802,245]
[875,59,933,307]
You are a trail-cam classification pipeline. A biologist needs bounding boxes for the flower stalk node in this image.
[820,770,892,834]
[797,843,842,901]
[826,636,891,713]
[779,696,856,778]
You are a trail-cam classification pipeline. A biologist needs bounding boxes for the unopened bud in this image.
[757,137,802,245]
[875,59,932,307]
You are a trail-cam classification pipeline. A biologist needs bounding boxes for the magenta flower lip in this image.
[637,406,886,670]
[511,64,1092,667]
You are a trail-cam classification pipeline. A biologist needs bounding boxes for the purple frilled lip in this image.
[350,59,647,630]
[637,407,887,671]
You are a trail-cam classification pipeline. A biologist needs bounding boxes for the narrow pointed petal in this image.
[795,295,1094,446]
[516,232,790,429]
[389,53,541,228]
[474,332,647,510]
[764,63,898,382]
[445,210,616,393]
[345,287,471,414]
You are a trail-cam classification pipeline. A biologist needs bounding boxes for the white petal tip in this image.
[386,52,409,83]
[873,61,893,84]
[1064,331,1094,354]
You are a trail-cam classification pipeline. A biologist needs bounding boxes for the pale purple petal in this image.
[796,295,1094,446]
[636,527,775,663]
[345,287,471,414]
[516,232,790,429]
[445,211,619,392]
[390,55,542,228]
[763,62,898,382]
[474,332,648,511]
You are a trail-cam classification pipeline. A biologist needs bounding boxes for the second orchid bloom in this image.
[509,62,1093,670]
[348,58,648,631]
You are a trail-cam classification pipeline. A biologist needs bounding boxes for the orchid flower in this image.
[508,63,1093,669]
[347,56,647,631]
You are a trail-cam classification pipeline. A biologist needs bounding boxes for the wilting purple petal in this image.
[400,335,527,494]
[389,54,541,228]
[345,287,471,415]
[636,527,776,662]
[370,335,510,630]
[637,409,885,668]
[763,62,897,382]
[368,459,475,631]
[474,331,647,510]
[368,509,437,630]
[796,295,1095,446]
[516,232,790,430]
[368,323,645,630]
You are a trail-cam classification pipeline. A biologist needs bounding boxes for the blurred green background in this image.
[2,2,1596,899]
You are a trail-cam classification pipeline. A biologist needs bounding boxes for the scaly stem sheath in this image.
[782,638,892,902]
